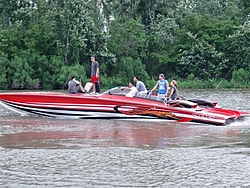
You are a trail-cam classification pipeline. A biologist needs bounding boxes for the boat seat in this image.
[134,91,148,99]
[84,82,93,93]
[168,100,198,108]
[148,95,164,102]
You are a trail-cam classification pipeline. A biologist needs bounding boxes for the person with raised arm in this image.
[121,82,137,97]
[150,74,169,99]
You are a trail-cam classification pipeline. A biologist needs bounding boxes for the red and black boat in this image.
[0,87,249,125]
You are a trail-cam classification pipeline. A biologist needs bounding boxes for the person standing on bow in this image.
[90,56,100,94]
[150,73,169,98]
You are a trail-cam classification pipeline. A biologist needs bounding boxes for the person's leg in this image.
[95,81,100,93]
[76,85,81,92]
[79,85,85,93]
[93,82,96,93]
[137,91,148,98]
[91,76,96,93]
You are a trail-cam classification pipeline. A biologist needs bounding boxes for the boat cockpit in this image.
[102,87,198,109]
[102,86,163,101]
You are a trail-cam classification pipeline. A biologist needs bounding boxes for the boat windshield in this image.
[102,86,165,102]
[102,87,199,108]
[102,86,129,96]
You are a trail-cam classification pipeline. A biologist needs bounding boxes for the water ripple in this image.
[1,147,250,187]
[1,89,250,187]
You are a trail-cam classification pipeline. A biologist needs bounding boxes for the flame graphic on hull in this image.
[114,106,181,120]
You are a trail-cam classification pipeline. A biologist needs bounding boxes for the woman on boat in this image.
[168,80,178,100]
[150,74,169,98]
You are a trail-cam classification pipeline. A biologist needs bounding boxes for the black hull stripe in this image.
[1,101,177,120]
[0,101,228,125]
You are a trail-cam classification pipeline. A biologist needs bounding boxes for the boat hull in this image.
[0,90,248,125]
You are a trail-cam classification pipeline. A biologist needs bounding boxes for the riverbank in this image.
[177,79,249,89]
[0,78,249,92]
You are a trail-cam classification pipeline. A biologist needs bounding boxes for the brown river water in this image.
[1,89,250,187]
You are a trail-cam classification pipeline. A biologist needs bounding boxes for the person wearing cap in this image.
[68,76,85,94]
[150,73,169,98]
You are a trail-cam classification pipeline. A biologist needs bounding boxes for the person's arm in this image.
[120,86,130,90]
[151,81,159,92]
[135,83,139,91]
[75,80,81,85]
[169,87,174,98]
[165,81,169,97]
[96,67,99,77]
[96,61,99,77]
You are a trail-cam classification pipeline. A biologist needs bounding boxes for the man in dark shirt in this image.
[68,76,85,94]
[133,76,147,98]
[91,56,100,94]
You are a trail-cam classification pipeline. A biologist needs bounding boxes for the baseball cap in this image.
[159,74,165,78]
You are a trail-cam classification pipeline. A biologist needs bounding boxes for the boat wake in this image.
[226,116,250,126]
[0,101,28,117]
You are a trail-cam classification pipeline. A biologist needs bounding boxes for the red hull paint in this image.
[0,88,249,125]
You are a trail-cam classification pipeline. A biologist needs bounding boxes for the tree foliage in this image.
[0,0,249,90]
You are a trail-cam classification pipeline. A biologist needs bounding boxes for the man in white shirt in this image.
[121,82,137,97]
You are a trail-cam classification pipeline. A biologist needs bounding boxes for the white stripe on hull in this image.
[0,101,29,116]
[0,100,227,125]
[0,101,162,120]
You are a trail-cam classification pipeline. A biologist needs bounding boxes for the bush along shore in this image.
[0,1,249,90]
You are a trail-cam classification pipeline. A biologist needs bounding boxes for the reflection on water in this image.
[1,116,250,149]
[1,117,250,187]
[1,89,250,187]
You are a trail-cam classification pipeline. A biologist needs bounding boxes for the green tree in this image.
[147,15,179,76]
[116,57,150,85]
[227,21,250,74]
[108,18,147,60]
[6,56,36,89]
[0,52,8,89]
[50,0,91,65]
[177,32,228,80]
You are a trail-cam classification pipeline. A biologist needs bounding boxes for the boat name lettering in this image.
[173,113,215,120]
[191,114,215,119]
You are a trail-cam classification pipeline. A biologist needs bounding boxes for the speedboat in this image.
[0,87,249,125]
